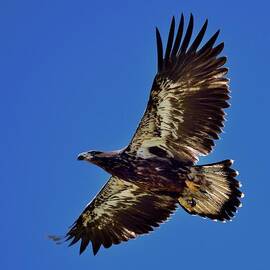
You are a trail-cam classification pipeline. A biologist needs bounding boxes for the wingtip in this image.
[155,27,162,39]
[190,13,194,22]
[218,42,225,50]
[171,16,176,31]
[155,26,164,72]
[93,247,99,256]
[92,241,101,256]
[204,18,208,28]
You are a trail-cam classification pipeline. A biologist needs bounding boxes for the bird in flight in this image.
[51,14,243,255]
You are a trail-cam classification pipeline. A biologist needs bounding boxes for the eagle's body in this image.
[84,149,188,192]
[52,14,243,255]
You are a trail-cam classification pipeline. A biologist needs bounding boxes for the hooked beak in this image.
[77,152,89,161]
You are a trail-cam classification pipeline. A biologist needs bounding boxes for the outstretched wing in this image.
[126,14,229,163]
[63,176,177,255]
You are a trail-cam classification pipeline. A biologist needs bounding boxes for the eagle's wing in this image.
[126,14,229,163]
[64,176,177,255]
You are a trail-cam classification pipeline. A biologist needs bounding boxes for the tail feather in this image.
[178,159,243,222]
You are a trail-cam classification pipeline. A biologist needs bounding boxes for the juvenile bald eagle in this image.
[52,14,243,255]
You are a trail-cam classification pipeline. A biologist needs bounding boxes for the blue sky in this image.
[1,0,270,269]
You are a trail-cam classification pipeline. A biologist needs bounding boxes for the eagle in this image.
[51,14,243,255]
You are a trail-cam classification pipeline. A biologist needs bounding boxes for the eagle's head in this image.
[77,150,121,170]
[77,151,104,162]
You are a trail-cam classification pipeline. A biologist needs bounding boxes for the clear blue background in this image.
[1,0,269,269]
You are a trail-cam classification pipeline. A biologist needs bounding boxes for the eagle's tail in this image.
[178,160,243,222]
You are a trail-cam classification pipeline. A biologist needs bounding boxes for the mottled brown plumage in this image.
[51,14,243,255]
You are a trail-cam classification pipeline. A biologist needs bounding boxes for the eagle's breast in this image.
[101,149,187,193]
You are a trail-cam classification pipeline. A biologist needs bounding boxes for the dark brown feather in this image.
[188,19,208,53]
[156,28,163,72]
[64,176,177,255]
[171,13,184,57]
[179,14,194,54]
[164,16,175,65]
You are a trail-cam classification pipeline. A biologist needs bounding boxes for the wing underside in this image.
[127,14,230,163]
[64,176,177,255]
